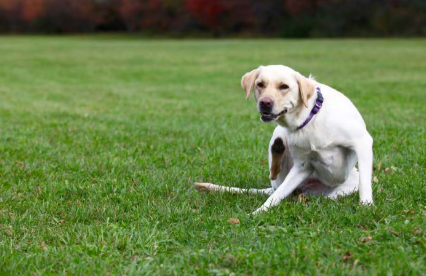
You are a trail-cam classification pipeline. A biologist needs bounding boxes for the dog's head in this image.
[241,65,316,123]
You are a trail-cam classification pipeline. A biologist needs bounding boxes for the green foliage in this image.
[0,36,425,275]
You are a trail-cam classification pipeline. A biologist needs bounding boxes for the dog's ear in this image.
[241,68,259,100]
[296,73,316,108]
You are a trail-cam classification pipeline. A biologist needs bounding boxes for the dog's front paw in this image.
[360,198,374,205]
[251,206,268,215]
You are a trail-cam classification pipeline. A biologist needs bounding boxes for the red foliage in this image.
[22,0,96,32]
[185,0,254,32]
[285,0,337,16]
[185,0,223,29]
[0,0,18,11]
[285,0,313,16]
[118,0,144,30]
[0,0,424,36]
[21,0,45,21]
[119,0,171,31]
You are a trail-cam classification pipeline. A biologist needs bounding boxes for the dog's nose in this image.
[259,97,274,112]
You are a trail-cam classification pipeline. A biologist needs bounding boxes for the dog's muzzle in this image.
[260,109,288,122]
[258,97,287,122]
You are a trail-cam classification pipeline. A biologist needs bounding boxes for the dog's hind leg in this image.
[298,169,359,199]
[325,168,359,199]
[194,182,274,195]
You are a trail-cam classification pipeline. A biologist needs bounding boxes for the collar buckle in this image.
[315,101,322,109]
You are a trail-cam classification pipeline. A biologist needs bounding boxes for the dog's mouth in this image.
[260,109,287,122]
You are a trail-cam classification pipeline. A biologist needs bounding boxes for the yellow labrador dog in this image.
[195,65,374,214]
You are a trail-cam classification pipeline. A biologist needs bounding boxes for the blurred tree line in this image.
[0,0,424,36]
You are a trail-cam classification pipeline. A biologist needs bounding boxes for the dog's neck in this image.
[276,90,319,131]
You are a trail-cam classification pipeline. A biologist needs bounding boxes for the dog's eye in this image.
[279,84,289,90]
[257,82,264,88]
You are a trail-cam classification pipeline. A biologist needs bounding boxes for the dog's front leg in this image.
[252,163,313,215]
[353,135,374,205]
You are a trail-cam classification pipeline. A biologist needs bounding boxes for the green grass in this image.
[0,36,425,275]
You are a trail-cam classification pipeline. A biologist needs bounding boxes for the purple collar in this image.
[297,87,324,130]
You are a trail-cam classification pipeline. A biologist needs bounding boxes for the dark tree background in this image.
[0,0,424,36]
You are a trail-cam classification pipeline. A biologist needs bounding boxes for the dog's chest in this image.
[288,133,342,166]
[288,133,354,185]
[309,147,339,166]
[288,132,329,157]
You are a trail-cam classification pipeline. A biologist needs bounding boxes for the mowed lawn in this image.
[0,36,425,275]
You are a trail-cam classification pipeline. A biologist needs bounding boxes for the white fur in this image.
[195,65,374,214]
